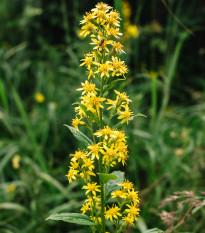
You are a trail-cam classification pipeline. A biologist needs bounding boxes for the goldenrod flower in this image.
[35,92,45,103]
[95,62,112,78]
[81,203,90,214]
[82,182,101,196]
[111,190,127,199]
[118,104,133,124]
[12,154,20,169]
[94,126,117,140]
[66,168,79,183]
[80,23,97,37]
[87,144,103,160]
[114,90,131,102]
[118,179,134,190]
[72,117,85,131]
[77,80,98,95]
[111,57,128,78]
[122,215,135,226]
[70,150,85,162]
[105,205,122,221]
[82,157,95,171]
[80,53,94,70]
[112,42,124,53]
[125,203,140,220]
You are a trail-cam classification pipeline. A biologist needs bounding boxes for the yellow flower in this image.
[6,184,16,192]
[87,144,103,160]
[111,190,127,199]
[77,80,98,95]
[81,93,106,111]
[91,36,113,52]
[118,179,134,191]
[72,117,85,131]
[66,168,79,183]
[80,53,94,70]
[95,62,112,78]
[80,23,97,37]
[35,93,45,103]
[106,99,118,110]
[112,42,124,53]
[105,205,122,221]
[80,12,96,24]
[127,189,140,204]
[118,104,133,124]
[70,150,85,162]
[102,144,118,165]
[82,157,95,171]
[122,215,135,226]
[111,57,128,78]
[125,203,140,220]
[82,182,101,196]
[81,203,90,214]
[126,25,139,38]
[94,126,117,140]
[106,27,122,38]
[12,154,20,169]
[114,90,131,102]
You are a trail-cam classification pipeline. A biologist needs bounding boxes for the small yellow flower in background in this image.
[126,25,139,38]
[122,0,139,39]
[35,92,45,103]
[175,148,184,156]
[12,154,20,169]
[7,184,16,192]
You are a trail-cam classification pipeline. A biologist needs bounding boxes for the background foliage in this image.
[0,0,205,232]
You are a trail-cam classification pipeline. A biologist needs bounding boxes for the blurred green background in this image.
[0,0,205,232]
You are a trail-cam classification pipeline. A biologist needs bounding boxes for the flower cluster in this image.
[105,180,140,226]
[66,2,140,232]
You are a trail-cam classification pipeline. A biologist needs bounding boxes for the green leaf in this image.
[135,113,147,118]
[106,171,124,200]
[98,173,117,184]
[64,125,93,146]
[144,228,164,233]
[46,213,96,226]
[103,79,124,94]
[73,102,99,124]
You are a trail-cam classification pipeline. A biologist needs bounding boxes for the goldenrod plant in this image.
[47,2,142,233]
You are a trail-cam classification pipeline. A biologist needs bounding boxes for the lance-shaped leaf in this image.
[98,173,117,185]
[73,102,100,124]
[46,213,96,226]
[106,171,124,200]
[64,125,93,146]
[103,79,124,95]
[144,228,164,233]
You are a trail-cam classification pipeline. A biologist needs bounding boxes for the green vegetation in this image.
[0,0,205,233]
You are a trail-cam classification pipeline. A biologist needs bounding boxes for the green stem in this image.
[151,76,157,128]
